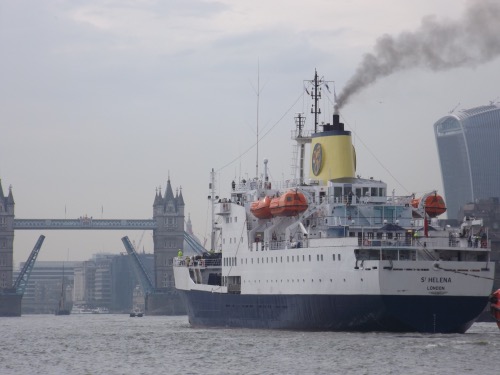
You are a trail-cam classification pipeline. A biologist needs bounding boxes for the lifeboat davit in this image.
[490,289,500,330]
[250,196,273,219]
[411,194,447,217]
[269,191,308,217]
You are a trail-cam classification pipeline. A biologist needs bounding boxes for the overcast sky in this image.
[1,0,499,266]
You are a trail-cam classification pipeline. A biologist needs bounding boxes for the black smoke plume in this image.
[335,0,500,113]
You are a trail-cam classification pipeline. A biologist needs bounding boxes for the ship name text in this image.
[421,276,452,291]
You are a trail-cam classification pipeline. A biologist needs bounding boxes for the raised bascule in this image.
[0,178,187,316]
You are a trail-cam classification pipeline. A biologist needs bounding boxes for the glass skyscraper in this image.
[434,104,500,220]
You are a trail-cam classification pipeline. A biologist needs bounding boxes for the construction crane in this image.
[121,236,155,296]
[13,235,45,295]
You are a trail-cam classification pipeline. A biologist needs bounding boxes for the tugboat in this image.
[173,71,495,333]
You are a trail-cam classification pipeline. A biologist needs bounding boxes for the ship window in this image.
[235,257,237,266]
[317,254,319,261]
[251,259,253,264]
[235,216,238,222]
[292,256,294,262]
[266,258,268,263]
[257,258,259,264]
[333,254,335,261]
[321,254,323,261]
[302,255,305,261]
[338,254,341,261]
[271,257,273,263]
[287,256,289,262]
[309,255,311,261]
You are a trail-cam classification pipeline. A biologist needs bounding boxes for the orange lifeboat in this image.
[250,196,273,219]
[490,289,500,330]
[269,191,308,217]
[411,193,447,217]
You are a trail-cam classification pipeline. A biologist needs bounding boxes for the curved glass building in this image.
[434,104,500,220]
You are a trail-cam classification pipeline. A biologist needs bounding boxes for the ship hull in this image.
[0,293,22,317]
[180,290,487,333]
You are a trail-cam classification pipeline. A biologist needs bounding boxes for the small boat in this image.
[92,307,110,314]
[269,190,308,217]
[250,196,273,219]
[130,309,144,317]
[71,305,94,314]
[490,289,500,329]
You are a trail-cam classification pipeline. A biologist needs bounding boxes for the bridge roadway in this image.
[13,218,157,230]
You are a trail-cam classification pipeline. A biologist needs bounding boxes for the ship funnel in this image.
[309,112,356,183]
[332,114,343,131]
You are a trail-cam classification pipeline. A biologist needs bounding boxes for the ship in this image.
[173,71,495,333]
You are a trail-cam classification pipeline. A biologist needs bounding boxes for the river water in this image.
[1,314,498,375]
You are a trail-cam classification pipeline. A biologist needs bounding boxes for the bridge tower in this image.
[0,180,21,316]
[0,180,15,289]
[150,178,186,314]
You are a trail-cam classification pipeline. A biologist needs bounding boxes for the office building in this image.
[434,104,500,220]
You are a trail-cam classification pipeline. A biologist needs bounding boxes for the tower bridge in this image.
[13,218,157,230]
[0,178,192,316]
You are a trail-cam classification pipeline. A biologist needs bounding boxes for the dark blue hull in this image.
[179,290,489,333]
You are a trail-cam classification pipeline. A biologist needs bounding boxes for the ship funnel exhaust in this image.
[335,1,500,111]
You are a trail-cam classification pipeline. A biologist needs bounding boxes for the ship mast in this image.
[294,113,310,185]
[305,69,334,133]
[255,62,260,178]
[311,69,321,133]
[209,168,217,251]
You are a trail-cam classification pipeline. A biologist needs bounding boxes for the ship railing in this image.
[265,240,308,251]
[355,246,489,263]
[359,235,489,250]
[331,195,411,206]
[173,257,221,268]
[291,129,313,139]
